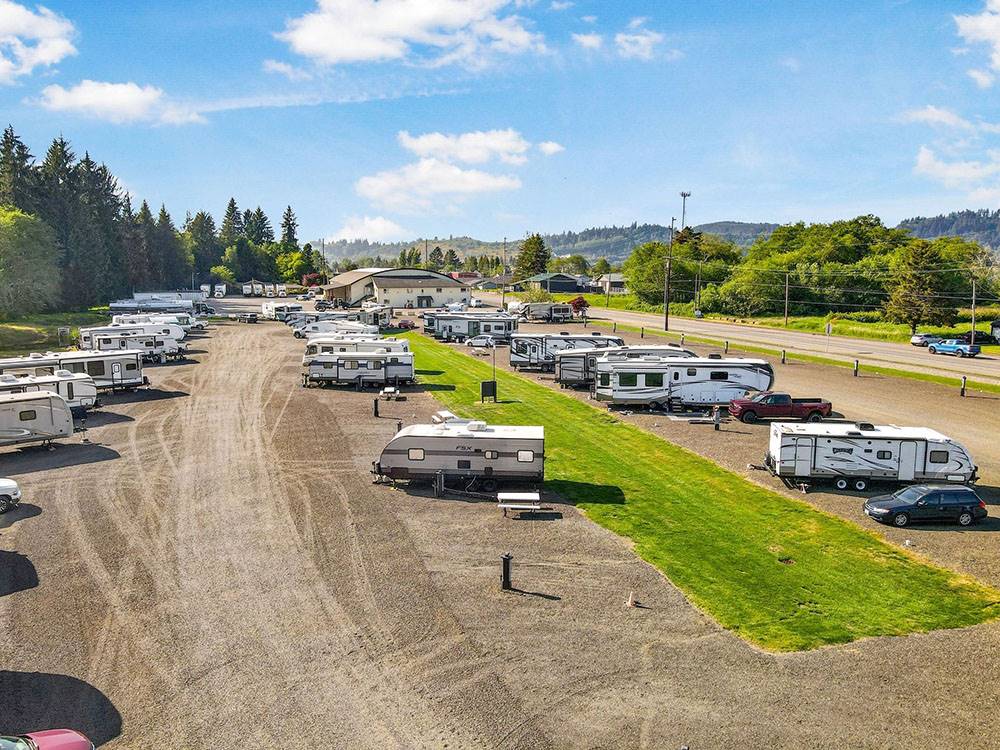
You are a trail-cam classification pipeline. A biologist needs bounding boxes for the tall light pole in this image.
[664,217,676,331]
[680,191,691,229]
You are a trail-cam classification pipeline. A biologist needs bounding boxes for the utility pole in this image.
[664,217,676,331]
[971,277,977,342]
[680,191,691,229]
[784,271,790,327]
[424,238,428,267]
[503,236,507,272]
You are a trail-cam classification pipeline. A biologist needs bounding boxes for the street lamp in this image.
[680,191,691,229]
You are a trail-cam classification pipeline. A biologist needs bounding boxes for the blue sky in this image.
[2,0,1000,243]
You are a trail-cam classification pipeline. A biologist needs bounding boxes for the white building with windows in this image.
[321,268,469,309]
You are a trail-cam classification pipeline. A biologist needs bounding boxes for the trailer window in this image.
[458,460,471,469]
[517,450,534,463]
[485,450,499,460]
[345,361,359,370]
[370,361,383,370]
[687,368,697,376]
[645,372,663,387]
[67,383,74,400]
[619,373,637,387]
[929,450,949,464]
[18,410,36,421]
[125,362,137,371]
[87,361,106,376]
[66,362,86,373]
[407,448,424,461]
[876,450,892,460]
[598,373,610,387]
[710,371,728,380]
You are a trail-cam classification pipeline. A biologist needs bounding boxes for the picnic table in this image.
[497,491,541,517]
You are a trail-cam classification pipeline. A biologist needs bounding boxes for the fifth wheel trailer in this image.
[0,392,74,449]
[372,413,544,488]
[555,344,696,388]
[0,351,147,390]
[301,337,408,365]
[765,422,977,491]
[0,371,99,415]
[509,332,625,371]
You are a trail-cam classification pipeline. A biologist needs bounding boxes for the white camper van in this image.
[765,422,978,491]
[509,332,625,371]
[0,371,98,415]
[91,332,185,361]
[593,357,774,408]
[303,351,415,387]
[373,412,544,488]
[555,344,696,388]
[302,337,409,365]
[0,351,146,390]
[0,392,74,449]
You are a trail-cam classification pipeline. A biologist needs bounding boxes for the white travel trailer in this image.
[0,392,74,449]
[112,313,200,331]
[80,322,186,347]
[303,351,415,387]
[286,311,360,328]
[261,302,303,321]
[0,351,146,390]
[517,302,574,322]
[301,337,408,365]
[594,357,774,408]
[434,313,518,342]
[298,320,380,338]
[109,298,193,314]
[555,344,696,388]
[509,332,625,371]
[372,412,544,488]
[0,371,98,415]
[766,422,978,491]
[90,332,185,361]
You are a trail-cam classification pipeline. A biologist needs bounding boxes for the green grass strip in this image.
[405,333,1000,651]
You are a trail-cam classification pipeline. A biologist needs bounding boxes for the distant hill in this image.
[897,209,1000,248]
[314,221,779,263]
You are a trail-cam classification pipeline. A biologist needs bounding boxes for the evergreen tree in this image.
[280,205,298,246]
[0,126,36,213]
[883,240,957,333]
[243,208,257,242]
[155,205,190,288]
[220,198,243,246]
[592,257,612,275]
[76,153,127,303]
[184,211,220,281]
[119,196,142,292]
[132,201,158,291]
[513,234,550,280]
[427,245,444,270]
[253,206,274,244]
[443,248,460,271]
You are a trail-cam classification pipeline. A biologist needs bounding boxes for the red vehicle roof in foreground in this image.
[23,729,92,750]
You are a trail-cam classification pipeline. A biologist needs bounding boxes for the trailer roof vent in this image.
[847,431,863,436]
[708,353,722,359]
[432,410,460,424]
[54,369,73,377]
[593,331,603,335]
[29,352,44,359]
[856,422,875,431]
[466,420,488,431]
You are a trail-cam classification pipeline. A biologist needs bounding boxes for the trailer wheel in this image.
[893,512,910,527]
[741,411,757,424]
[481,478,498,493]
[853,478,868,492]
[834,478,849,490]
[958,511,974,527]
[806,412,823,423]
[0,495,12,514]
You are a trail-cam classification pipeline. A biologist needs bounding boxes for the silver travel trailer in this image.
[301,337,409,365]
[555,344,696,388]
[285,311,357,328]
[89,332,185,361]
[509,332,625,371]
[80,322,186,347]
[358,305,393,327]
[372,412,544,488]
[0,350,147,390]
[516,302,574,322]
[434,313,518,342]
[112,313,201,330]
[297,320,380,338]
[303,351,415,387]
[766,422,977,491]
[0,371,99,415]
[109,298,194,314]
[0,392,74,449]
[261,302,304,321]
[593,357,774,408]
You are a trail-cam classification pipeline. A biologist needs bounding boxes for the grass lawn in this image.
[405,333,1000,651]
[0,309,109,357]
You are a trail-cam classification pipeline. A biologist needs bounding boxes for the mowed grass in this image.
[405,333,1000,651]
[0,309,109,357]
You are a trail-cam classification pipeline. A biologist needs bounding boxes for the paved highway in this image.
[482,293,1000,385]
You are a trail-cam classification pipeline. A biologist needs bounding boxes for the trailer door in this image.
[794,438,812,476]
[898,441,917,481]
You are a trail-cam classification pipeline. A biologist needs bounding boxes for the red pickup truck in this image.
[728,392,832,423]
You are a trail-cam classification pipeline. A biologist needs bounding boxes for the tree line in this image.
[0,126,328,317]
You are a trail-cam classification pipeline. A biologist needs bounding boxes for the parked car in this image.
[396,319,416,330]
[954,330,998,346]
[864,485,987,528]
[909,333,941,347]
[727,392,832,423]
[0,478,21,513]
[296,293,310,301]
[314,300,332,311]
[465,335,496,348]
[237,312,258,324]
[927,339,980,357]
[1,730,94,750]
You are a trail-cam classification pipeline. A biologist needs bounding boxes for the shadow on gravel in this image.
[0,503,42,530]
[898,516,1000,533]
[1,444,120,477]
[511,588,561,601]
[102,388,188,405]
[0,550,38,596]
[0,671,122,746]
[545,479,626,506]
[78,411,133,428]
[181,348,207,355]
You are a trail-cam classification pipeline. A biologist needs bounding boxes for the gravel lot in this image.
[2,307,999,749]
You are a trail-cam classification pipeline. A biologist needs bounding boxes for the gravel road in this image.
[2,313,999,749]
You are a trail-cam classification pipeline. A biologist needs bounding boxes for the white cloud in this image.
[262,59,312,81]
[901,105,974,130]
[969,67,995,88]
[779,56,801,72]
[615,19,670,61]
[914,145,1000,188]
[580,14,596,23]
[955,2,1000,71]
[357,157,521,211]
[550,0,572,9]
[330,215,409,241]
[537,140,564,155]
[398,128,531,164]
[0,0,76,84]
[37,80,204,125]
[572,32,602,50]
[276,0,545,69]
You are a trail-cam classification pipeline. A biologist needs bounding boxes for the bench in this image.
[498,492,541,517]
[380,387,400,400]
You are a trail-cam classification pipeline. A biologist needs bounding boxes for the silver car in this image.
[0,478,22,513]
[465,335,496,348]
[910,333,941,347]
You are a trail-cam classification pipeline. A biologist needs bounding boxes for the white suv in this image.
[0,478,22,513]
